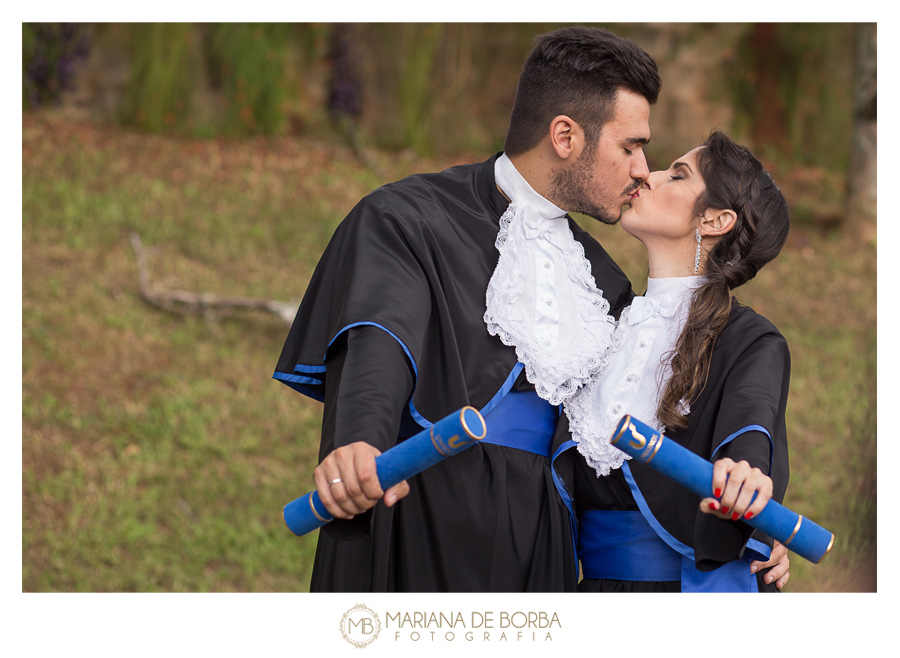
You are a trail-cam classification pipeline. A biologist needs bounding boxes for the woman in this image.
[554,130,792,592]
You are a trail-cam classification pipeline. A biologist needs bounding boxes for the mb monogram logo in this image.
[339,604,382,648]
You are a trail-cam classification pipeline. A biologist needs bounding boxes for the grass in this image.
[22,111,876,592]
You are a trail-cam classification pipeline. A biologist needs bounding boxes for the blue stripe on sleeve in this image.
[713,424,774,475]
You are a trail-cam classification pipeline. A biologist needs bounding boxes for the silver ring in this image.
[329,478,343,487]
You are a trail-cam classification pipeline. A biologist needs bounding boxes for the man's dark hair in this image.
[503,26,661,157]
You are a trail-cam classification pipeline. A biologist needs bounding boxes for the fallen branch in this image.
[129,232,299,325]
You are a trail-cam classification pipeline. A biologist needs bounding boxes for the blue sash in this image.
[578,510,682,581]
[578,509,765,591]
[478,390,556,458]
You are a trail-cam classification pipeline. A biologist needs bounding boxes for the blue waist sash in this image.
[578,510,682,581]
[479,390,556,458]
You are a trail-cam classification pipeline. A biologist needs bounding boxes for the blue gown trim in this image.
[292,363,327,374]
[274,323,526,432]
[272,372,325,401]
[712,424,774,475]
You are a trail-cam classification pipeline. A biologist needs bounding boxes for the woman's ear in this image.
[548,115,583,160]
[700,208,737,237]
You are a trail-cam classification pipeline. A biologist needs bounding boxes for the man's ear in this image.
[548,115,582,160]
[700,208,737,237]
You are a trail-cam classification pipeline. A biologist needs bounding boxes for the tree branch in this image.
[129,233,299,325]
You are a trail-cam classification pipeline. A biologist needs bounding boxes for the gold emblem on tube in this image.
[627,422,647,450]
[430,427,451,457]
[783,515,803,546]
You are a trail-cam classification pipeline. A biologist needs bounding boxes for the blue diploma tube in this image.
[610,415,835,564]
[283,406,487,537]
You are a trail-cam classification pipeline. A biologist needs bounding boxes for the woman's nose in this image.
[644,170,666,190]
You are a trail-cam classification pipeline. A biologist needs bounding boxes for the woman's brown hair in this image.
[657,130,790,430]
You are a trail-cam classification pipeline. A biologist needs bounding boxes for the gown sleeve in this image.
[693,332,791,570]
[318,325,415,540]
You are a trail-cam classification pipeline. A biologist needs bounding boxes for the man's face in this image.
[550,89,651,224]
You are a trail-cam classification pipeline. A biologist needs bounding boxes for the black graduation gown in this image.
[274,154,635,592]
[553,299,791,592]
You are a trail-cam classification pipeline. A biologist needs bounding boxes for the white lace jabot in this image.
[564,275,707,476]
[484,154,616,406]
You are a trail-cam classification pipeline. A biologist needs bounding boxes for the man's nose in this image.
[630,152,650,182]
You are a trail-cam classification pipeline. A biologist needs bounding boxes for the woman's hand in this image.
[699,457,773,521]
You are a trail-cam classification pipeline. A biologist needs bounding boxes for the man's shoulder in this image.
[347,156,498,232]
[368,159,488,205]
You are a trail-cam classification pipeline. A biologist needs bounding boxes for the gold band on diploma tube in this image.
[816,533,835,563]
[610,415,632,447]
[460,406,487,440]
[309,494,329,523]
[645,432,664,464]
[783,515,803,546]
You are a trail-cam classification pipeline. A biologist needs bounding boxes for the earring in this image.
[694,229,702,274]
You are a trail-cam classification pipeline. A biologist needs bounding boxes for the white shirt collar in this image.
[646,275,707,300]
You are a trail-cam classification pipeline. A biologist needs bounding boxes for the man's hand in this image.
[750,540,790,590]
[313,442,410,519]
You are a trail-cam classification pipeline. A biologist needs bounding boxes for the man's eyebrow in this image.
[626,136,650,146]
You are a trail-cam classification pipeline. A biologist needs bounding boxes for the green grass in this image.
[22,112,876,592]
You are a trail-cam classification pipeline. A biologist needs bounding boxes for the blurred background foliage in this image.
[20,23,856,155]
[22,22,873,228]
[22,22,876,593]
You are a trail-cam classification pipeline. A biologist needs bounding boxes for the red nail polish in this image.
[722,506,729,513]
[745,511,754,520]
[714,488,722,497]
[731,512,740,520]
[709,502,718,510]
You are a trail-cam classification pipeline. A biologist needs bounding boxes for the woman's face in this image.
[621,146,706,244]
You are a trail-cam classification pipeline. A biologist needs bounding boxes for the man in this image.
[274,26,789,591]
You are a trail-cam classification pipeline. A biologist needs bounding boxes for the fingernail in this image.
[751,565,758,574]
[722,506,729,513]
[745,511,754,520]
[731,512,740,520]
[709,502,718,510]
[714,488,722,497]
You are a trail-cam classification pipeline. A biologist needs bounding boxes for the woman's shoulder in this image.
[718,299,789,359]
[726,299,784,338]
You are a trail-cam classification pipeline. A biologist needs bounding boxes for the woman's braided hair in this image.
[657,130,790,430]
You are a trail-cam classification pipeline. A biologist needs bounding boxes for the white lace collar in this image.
[483,154,616,405]
[563,275,707,476]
